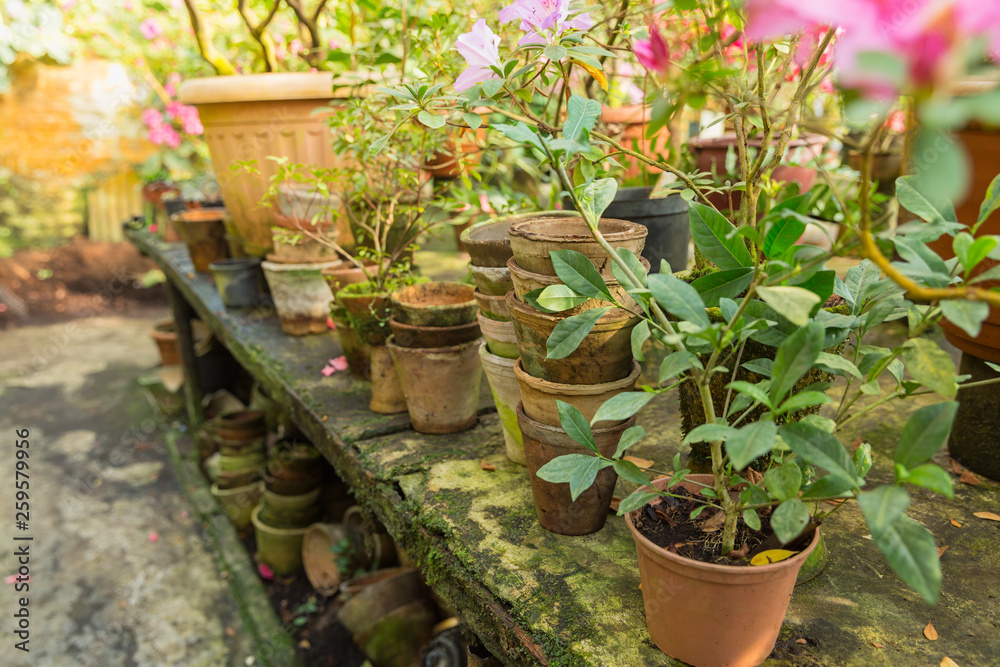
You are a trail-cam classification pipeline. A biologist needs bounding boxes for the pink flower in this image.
[634,24,670,75]
[499,0,592,46]
[124,0,133,9]
[330,356,349,371]
[166,102,203,135]
[478,193,495,214]
[149,124,182,149]
[141,108,164,129]
[455,20,502,92]
[258,563,274,580]
[327,317,336,330]
[289,39,305,56]
[139,18,162,40]
[885,110,907,133]
[148,532,159,542]
[149,223,159,233]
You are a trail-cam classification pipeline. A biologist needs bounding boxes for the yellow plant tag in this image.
[750,549,797,566]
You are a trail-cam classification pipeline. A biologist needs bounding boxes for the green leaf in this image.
[591,393,655,425]
[613,425,648,459]
[741,358,774,378]
[631,320,650,362]
[563,94,601,142]
[780,422,859,487]
[814,352,862,379]
[792,270,836,309]
[659,351,703,383]
[726,380,772,409]
[769,321,825,406]
[612,248,648,289]
[544,44,568,62]
[763,215,807,258]
[617,490,661,515]
[978,174,1000,225]
[521,287,557,313]
[842,260,881,314]
[900,463,954,498]
[535,453,594,483]
[775,391,832,415]
[858,487,941,604]
[557,400,597,452]
[492,121,542,151]
[462,112,482,130]
[726,421,777,471]
[482,78,504,98]
[901,338,957,397]
[569,456,605,501]
[855,442,873,478]
[765,462,802,502]
[801,475,855,499]
[771,498,810,543]
[691,268,754,308]
[648,273,709,329]
[576,178,618,223]
[756,286,821,327]
[688,203,753,270]
[683,423,738,445]
[417,110,445,129]
[940,300,990,338]
[546,307,611,359]
[551,249,614,300]
[613,459,652,486]
[895,174,957,224]
[535,284,590,312]
[894,401,959,469]
[743,508,762,531]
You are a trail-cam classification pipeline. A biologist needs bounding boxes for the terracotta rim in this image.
[506,255,650,287]
[179,72,360,104]
[505,289,638,326]
[391,281,476,309]
[172,209,228,223]
[476,312,517,339]
[385,335,484,356]
[516,400,637,440]
[261,259,343,272]
[388,316,481,335]
[513,358,640,396]
[508,215,647,244]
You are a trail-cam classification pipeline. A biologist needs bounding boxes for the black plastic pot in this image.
[603,187,690,273]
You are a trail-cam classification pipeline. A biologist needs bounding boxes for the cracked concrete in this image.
[0,314,255,667]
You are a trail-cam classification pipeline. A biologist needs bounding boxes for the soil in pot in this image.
[506,290,640,385]
[210,257,262,308]
[515,358,640,428]
[261,259,339,336]
[479,341,524,465]
[388,317,482,349]
[517,402,635,535]
[391,281,478,327]
[173,209,231,272]
[387,336,484,434]
[508,215,647,277]
[603,187,690,273]
[626,475,819,667]
[477,312,519,360]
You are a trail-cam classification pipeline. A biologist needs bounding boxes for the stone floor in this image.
[0,312,255,667]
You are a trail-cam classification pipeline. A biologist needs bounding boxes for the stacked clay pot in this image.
[386,282,484,434]
[460,217,527,462]
[507,214,647,535]
[253,442,329,575]
[210,410,266,530]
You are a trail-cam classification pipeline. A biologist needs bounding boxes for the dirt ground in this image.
[0,237,167,329]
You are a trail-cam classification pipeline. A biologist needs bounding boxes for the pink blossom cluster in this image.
[166,101,204,135]
[141,100,203,149]
[743,0,1000,96]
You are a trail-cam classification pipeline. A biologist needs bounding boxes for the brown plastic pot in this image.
[477,312,519,359]
[149,319,180,366]
[470,265,512,296]
[387,337,484,434]
[475,289,511,322]
[391,281,478,327]
[173,209,231,272]
[507,255,649,315]
[479,341,524,464]
[508,215,647,277]
[261,259,339,335]
[369,345,407,415]
[388,317,482,349]
[515,358,640,428]
[517,402,635,535]
[626,474,820,667]
[506,290,640,385]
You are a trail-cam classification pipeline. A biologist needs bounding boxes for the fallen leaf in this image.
[851,436,864,450]
[871,642,885,649]
[959,469,981,486]
[937,545,949,557]
[751,549,798,566]
[609,497,621,513]
[700,510,726,533]
[974,512,1000,522]
[727,543,750,559]
[298,639,311,649]
[480,460,496,472]
[950,458,963,474]
[330,356,349,371]
[941,658,960,667]
[795,638,808,645]
[746,468,763,485]
[258,563,274,580]
[225,627,236,637]
[950,518,962,528]
[623,455,654,469]
[923,622,938,641]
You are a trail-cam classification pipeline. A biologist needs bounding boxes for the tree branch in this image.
[183,0,236,75]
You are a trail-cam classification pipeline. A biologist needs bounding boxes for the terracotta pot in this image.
[475,289,511,322]
[391,281,478,327]
[626,474,820,667]
[387,337,484,434]
[369,345,407,415]
[219,451,266,471]
[149,319,180,366]
[210,257,262,308]
[341,505,399,570]
[506,290,640,384]
[261,259,338,336]
[211,481,263,530]
[339,567,409,602]
[477,312,519,359]
[260,487,321,528]
[270,225,338,262]
[216,435,265,458]
[173,209,231,272]
[323,259,383,294]
[338,569,437,667]
[517,403,635,535]
[515,358,641,428]
[507,255,649,315]
[270,209,337,235]
[478,341,525,465]
[179,73,358,256]
[600,104,670,181]
[337,284,392,346]
[469,264,512,296]
[275,182,346,242]
[424,127,488,179]
[508,215,647,277]
[331,304,371,380]
[302,522,367,595]
[388,317,482,349]
[216,410,266,441]
[252,506,309,576]
[142,181,180,205]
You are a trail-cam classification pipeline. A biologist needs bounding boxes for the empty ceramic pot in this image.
[477,312,518,360]
[388,317,482,349]
[508,215,647,277]
[369,345,407,415]
[211,481,263,530]
[470,265,513,296]
[302,522,367,595]
[391,281,478,327]
[331,303,371,380]
[261,259,339,335]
